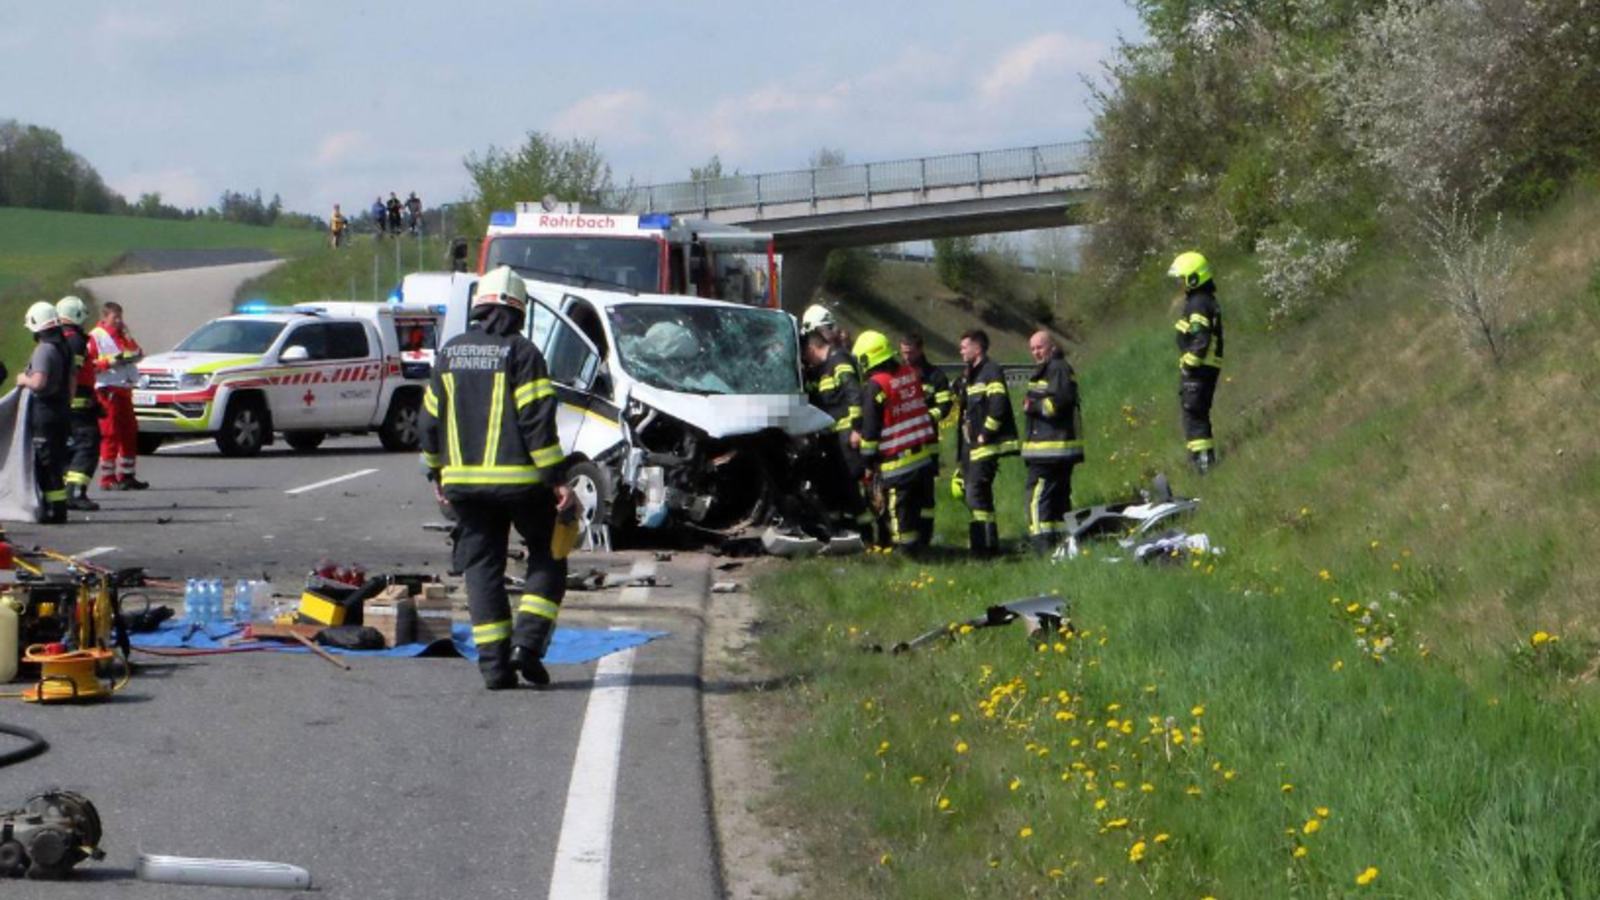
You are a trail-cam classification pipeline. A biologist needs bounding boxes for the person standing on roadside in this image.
[88,302,147,491]
[953,329,1017,557]
[419,266,575,691]
[17,302,74,524]
[1168,251,1224,473]
[405,192,423,236]
[329,204,349,248]
[55,296,101,511]
[1020,331,1083,555]
[386,192,404,238]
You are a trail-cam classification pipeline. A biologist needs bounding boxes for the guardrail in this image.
[605,141,1092,216]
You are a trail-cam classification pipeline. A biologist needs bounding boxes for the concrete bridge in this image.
[606,141,1094,307]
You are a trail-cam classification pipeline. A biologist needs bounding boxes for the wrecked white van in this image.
[431,273,832,546]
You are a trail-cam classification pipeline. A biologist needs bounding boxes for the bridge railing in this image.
[605,141,1092,216]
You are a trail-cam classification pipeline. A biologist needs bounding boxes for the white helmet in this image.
[473,266,528,312]
[800,304,835,336]
[55,295,88,326]
[25,301,60,333]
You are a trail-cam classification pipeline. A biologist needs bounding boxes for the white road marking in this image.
[157,439,215,452]
[547,643,636,900]
[618,559,656,604]
[284,468,378,495]
[73,546,118,560]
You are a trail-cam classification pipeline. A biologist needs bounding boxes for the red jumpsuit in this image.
[88,324,143,488]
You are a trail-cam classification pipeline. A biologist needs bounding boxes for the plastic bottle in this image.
[209,579,225,624]
[184,578,200,623]
[0,592,20,683]
[233,580,252,623]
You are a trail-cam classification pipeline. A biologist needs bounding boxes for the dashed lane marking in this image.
[284,468,378,495]
[547,642,636,900]
[157,439,216,452]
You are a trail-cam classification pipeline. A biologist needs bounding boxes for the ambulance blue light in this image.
[489,210,516,227]
[430,304,447,315]
[236,300,274,314]
[638,213,672,229]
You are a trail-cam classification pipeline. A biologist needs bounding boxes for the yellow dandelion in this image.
[1107,818,1129,829]
[1009,777,1022,792]
[938,797,951,810]
[1048,867,1065,879]
[1532,631,1556,646]
[949,712,962,724]
[958,624,974,634]
[910,775,925,785]
[1141,783,1155,793]
[1186,786,1203,796]
[1356,866,1379,886]
[1281,783,1294,793]
[1317,806,1330,818]
[956,741,969,754]
[1293,846,1308,858]
[1333,659,1344,671]
[1095,798,1109,811]
[1154,833,1170,843]
[1303,819,1321,835]
[879,853,892,866]
[1129,841,1147,863]
[1223,770,1235,780]
[1319,569,1331,581]
[876,741,890,756]
[1095,876,1107,886]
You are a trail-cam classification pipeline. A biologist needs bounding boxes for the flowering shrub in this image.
[1255,224,1357,323]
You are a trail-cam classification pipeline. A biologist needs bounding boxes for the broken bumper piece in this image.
[871,594,1070,654]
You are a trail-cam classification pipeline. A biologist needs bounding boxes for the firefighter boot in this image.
[67,485,99,512]
[120,475,151,491]
[968,522,987,555]
[1191,450,1213,476]
[477,640,517,691]
[510,645,551,688]
[983,522,1001,557]
[1030,533,1055,557]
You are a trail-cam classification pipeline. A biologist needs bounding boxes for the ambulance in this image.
[132,301,441,456]
[476,199,779,307]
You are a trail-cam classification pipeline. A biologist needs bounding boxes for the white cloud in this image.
[550,90,653,147]
[112,168,209,209]
[91,10,184,44]
[312,130,370,169]
[979,33,1106,99]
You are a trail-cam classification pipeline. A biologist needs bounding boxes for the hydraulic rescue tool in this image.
[0,791,105,879]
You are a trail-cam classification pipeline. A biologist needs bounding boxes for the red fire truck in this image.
[477,200,779,307]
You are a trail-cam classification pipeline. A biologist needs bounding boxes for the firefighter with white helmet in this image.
[16,301,75,523]
[800,302,872,537]
[55,296,102,511]
[419,266,575,690]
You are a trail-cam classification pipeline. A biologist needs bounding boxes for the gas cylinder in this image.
[0,593,20,683]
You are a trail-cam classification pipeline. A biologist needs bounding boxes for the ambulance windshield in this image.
[176,319,287,354]
[487,236,659,293]
[609,304,800,396]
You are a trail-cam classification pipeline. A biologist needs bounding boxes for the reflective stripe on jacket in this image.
[805,347,861,433]
[89,325,141,389]
[913,358,954,427]
[956,357,1018,463]
[62,326,98,411]
[419,325,565,499]
[859,363,937,483]
[1174,286,1224,371]
[1022,355,1084,462]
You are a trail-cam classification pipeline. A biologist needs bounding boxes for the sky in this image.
[0,2,1143,217]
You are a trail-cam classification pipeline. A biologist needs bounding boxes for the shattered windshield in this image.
[175,319,286,354]
[608,304,800,395]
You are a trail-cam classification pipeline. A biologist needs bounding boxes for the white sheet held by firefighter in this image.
[0,389,41,522]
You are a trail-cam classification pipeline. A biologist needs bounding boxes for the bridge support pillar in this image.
[778,246,830,314]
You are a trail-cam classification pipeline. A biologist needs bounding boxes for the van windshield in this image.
[608,304,800,396]
[486,236,660,293]
[175,319,287,354]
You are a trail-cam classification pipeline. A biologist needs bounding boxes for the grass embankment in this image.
[754,186,1600,898]
[232,235,454,307]
[0,207,321,373]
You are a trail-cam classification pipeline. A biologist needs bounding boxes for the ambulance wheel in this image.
[379,393,421,451]
[284,431,325,452]
[216,396,268,457]
[565,461,611,548]
[136,433,165,455]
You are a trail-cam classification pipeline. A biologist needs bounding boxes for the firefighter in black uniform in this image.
[899,333,952,542]
[1169,251,1224,473]
[855,331,938,551]
[56,296,101,512]
[953,329,1017,556]
[803,326,873,537]
[419,267,574,690]
[17,301,75,525]
[1021,331,1084,555]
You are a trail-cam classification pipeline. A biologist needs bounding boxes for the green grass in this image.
[0,207,323,374]
[232,235,454,306]
[752,184,1600,898]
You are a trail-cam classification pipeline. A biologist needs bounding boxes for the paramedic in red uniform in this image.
[88,302,148,490]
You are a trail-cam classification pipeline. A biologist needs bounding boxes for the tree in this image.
[809,147,847,170]
[689,155,738,182]
[461,132,614,238]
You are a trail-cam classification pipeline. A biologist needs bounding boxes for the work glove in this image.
[950,473,965,500]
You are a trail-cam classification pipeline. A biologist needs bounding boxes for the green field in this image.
[0,207,323,373]
[753,185,1600,898]
[231,235,455,307]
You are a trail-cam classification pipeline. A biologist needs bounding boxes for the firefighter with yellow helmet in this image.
[419,266,574,690]
[1169,251,1225,473]
[853,330,938,551]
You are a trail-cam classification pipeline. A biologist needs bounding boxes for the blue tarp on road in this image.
[131,620,665,664]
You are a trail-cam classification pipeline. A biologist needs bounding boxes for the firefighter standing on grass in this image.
[55,296,101,511]
[854,331,938,552]
[900,333,952,540]
[953,329,1017,557]
[419,266,574,691]
[1021,331,1083,555]
[1169,251,1225,473]
[801,305,874,538]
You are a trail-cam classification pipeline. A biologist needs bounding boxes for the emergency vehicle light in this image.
[236,300,276,314]
[638,213,672,229]
[489,210,516,226]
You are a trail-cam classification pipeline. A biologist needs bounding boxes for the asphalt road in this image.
[77,259,285,355]
[0,436,722,899]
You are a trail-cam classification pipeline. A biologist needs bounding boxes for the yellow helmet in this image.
[1168,251,1212,289]
[852,330,894,372]
[55,295,88,326]
[25,301,60,333]
[473,266,528,312]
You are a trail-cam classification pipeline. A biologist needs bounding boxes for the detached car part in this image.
[138,854,312,890]
[0,791,105,879]
[872,595,1070,654]
[1064,473,1199,542]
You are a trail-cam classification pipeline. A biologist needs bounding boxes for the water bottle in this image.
[233,580,252,623]
[207,579,224,624]
[185,578,200,623]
